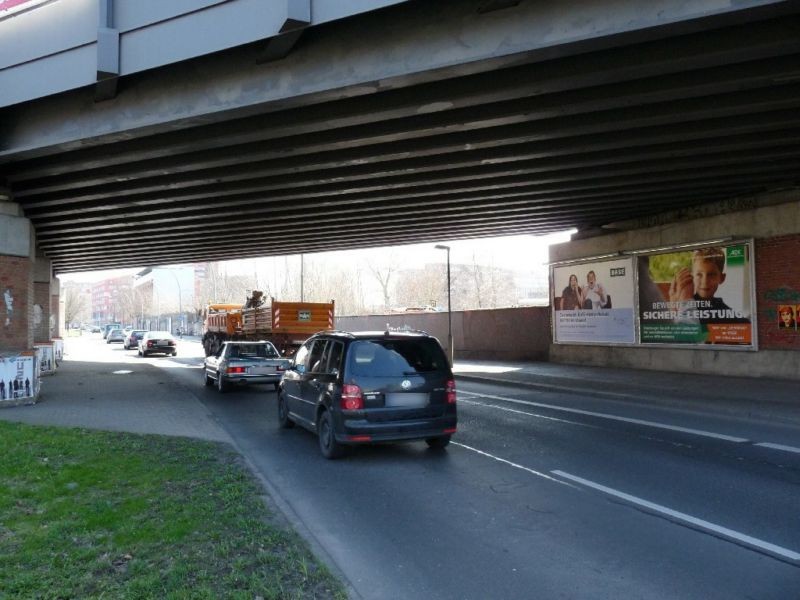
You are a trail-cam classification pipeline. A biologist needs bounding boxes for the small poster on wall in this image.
[35,343,56,375]
[0,354,36,401]
[552,257,636,344]
[637,242,755,347]
[777,305,798,331]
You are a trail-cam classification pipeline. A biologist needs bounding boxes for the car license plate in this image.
[385,393,428,408]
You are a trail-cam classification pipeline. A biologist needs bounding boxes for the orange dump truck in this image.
[202,294,334,356]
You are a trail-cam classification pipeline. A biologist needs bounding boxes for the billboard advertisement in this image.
[637,242,754,347]
[552,258,636,344]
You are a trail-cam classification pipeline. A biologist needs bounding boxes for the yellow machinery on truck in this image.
[202,291,334,356]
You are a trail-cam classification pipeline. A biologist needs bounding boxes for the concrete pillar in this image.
[0,201,35,352]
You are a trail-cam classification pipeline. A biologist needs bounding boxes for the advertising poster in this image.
[552,258,636,344]
[0,354,36,401]
[637,242,754,346]
[35,343,56,375]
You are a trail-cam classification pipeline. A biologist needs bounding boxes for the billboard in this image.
[637,243,754,347]
[552,258,636,344]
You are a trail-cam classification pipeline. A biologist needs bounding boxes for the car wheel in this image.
[318,409,345,459]
[273,382,280,391]
[216,372,228,393]
[171,351,177,357]
[277,393,295,429]
[203,367,213,387]
[426,435,451,449]
[137,348,142,356]
[142,351,149,357]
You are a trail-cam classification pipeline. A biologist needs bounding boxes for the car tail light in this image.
[340,384,363,410]
[276,365,286,372]
[168,340,175,346]
[226,366,247,374]
[446,380,457,404]
[147,340,154,347]
[443,427,457,435]
[347,435,372,442]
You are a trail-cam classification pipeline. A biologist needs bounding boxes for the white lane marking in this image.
[754,442,800,455]
[459,398,600,429]
[551,470,800,562]
[458,390,749,443]
[451,442,576,488]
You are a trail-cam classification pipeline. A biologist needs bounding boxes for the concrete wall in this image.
[549,191,800,380]
[337,306,551,361]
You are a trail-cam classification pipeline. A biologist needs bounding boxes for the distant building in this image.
[91,275,132,324]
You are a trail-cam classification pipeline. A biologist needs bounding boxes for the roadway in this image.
[5,334,799,599]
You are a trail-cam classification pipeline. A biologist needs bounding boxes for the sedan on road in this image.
[123,329,148,350]
[138,331,177,357]
[106,328,125,344]
[203,341,290,393]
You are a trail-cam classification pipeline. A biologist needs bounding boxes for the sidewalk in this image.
[453,360,800,427]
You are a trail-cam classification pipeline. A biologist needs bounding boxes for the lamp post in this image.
[164,268,183,334]
[434,244,453,366]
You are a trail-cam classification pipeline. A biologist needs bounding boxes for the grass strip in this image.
[0,421,347,599]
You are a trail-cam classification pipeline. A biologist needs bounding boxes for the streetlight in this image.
[163,268,183,334]
[434,244,453,366]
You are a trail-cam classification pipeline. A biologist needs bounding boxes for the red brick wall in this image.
[0,255,33,351]
[755,234,800,350]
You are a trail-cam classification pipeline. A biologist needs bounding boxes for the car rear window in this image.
[348,339,448,376]
[235,344,279,358]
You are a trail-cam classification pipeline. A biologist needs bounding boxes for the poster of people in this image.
[552,258,636,344]
[637,242,754,346]
[35,342,56,375]
[0,354,36,401]
[777,305,798,331]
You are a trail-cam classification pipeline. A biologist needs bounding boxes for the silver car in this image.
[106,328,125,344]
[203,341,290,393]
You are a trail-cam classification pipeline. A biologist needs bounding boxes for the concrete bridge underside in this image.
[1,0,800,274]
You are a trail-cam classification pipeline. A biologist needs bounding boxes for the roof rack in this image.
[384,324,430,336]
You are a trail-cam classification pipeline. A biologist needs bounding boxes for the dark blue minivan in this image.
[278,330,457,458]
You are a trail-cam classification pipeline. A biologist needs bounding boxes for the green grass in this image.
[0,421,347,599]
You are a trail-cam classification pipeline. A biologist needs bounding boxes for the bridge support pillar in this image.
[0,202,35,352]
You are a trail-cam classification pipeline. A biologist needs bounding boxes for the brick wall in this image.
[0,255,33,350]
[755,234,800,350]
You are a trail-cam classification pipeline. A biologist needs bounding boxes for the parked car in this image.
[203,341,291,393]
[137,331,177,357]
[106,328,125,344]
[278,330,457,459]
[91,326,101,333]
[123,329,148,350]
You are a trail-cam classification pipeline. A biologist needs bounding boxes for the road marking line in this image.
[451,442,575,488]
[754,442,800,455]
[459,398,599,428]
[551,470,800,562]
[458,390,749,443]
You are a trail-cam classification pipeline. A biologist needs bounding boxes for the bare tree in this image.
[365,252,400,310]
[63,285,89,325]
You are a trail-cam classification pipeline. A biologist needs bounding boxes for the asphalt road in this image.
[26,336,800,599]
